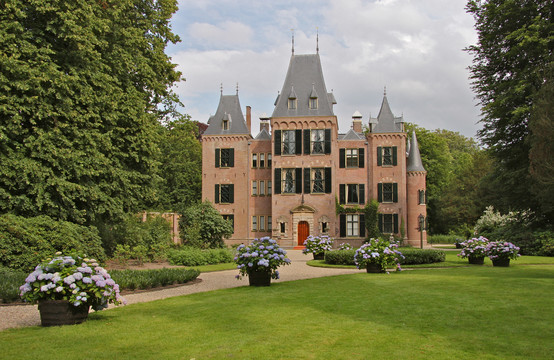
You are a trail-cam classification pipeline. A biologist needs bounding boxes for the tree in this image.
[179,201,233,249]
[0,0,181,225]
[465,0,554,214]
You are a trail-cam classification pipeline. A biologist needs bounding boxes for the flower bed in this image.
[354,238,404,272]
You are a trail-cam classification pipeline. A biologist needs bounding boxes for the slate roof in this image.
[407,130,426,172]
[370,94,404,133]
[339,128,365,141]
[204,94,250,135]
[272,54,335,118]
[254,127,271,140]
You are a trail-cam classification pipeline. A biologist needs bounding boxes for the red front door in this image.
[298,221,309,246]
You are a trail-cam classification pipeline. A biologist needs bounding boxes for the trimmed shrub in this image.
[324,250,356,265]
[399,249,446,265]
[167,247,234,266]
[0,214,105,272]
[428,234,464,244]
[0,266,26,303]
[110,268,200,291]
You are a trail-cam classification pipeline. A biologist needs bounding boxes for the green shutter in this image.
[393,183,398,203]
[339,184,345,204]
[215,184,220,203]
[392,146,397,166]
[359,148,364,168]
[340,214,346,237]
[325,167,332,193]
[304,168,311,193]
[274,130,281,155]
[324,129,331,154]
[359,184,365,205]
[393,214,399,233]
[378,183,383,202]
[377,147,382,166]
[229,148,234,167]
[295,130,302,155]
[304,130,310,154]
[215,149,220,168]
[359,214,366,237]
[274,168,281,194]
[295,168,302,193]
[339,148,345,168]
[378,214,383,233]
[229,184,234,203]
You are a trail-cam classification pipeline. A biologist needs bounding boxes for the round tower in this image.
[406,130,427,247]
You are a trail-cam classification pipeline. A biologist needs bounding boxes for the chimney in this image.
[259,113,270,133]
[246,106,251,133]
[352,111,363,133]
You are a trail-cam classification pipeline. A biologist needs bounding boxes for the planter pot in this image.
[492,258,510,267]
[248,270,272,286]
[38,300,89,327]
[468,255,485,265]
[366,263,385,273]
[313,252,325,261]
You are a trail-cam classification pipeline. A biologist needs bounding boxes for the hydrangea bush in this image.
[354,238,404,272]
[302,235,333,255]
[235,237,291,280]
[486,241,520,260]
[458,236,489,259]
[20,253,125,310]
[338,242,353,251]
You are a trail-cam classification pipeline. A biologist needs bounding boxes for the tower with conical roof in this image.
[406,130,427,245]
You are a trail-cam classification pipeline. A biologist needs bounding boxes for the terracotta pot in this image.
[492,258,510,267]
[313,252,325,260]
[468,255,485,265]
[248,270,271,286]
[366,263,385,273]
[38,300,89,327]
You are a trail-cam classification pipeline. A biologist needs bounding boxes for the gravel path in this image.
[0,250,361,332]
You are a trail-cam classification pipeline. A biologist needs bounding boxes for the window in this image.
[283,130,296,155]
[340,214,365,237]
[321,222,329,233]
[280,222,286,233]
[259,153,265,168]
[215,148,234,168]
[252,216,257,231]
[267,153,272,167]
[267,180,272,195]
[377,146,397,166]
[222,120,229,131]
[252,181,257,196]
[346,149,359,167]
[282,168,296,193]
[418,190,425,205]
[311,130,325,154]
[259,216,265,231]
[259,181,265,196]
[379,214,399,234]
[382,214,393,233]
[222,215,234,231]
[339,184,365,205]
[268,216,272,231]
[215,184,234,204]
[304,167,332,194]
[252,154,258,168]
[288,98,297,109]
[347,215,359,237]
[378,183,397,203]
[309,98,318,109]
[311,168,325,193]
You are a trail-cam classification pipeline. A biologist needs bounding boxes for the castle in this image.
[201,51,427,248]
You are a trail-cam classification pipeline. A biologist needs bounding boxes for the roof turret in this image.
[407,130,426,172]
[370,91,404,133]
[204,94,250,135]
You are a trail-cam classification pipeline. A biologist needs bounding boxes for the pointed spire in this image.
[384,85,387,96]
[407,130,426,172]
[236,82,239,95]
[291,28,295,55]
[316,27,319,53]
[220,83,223,95]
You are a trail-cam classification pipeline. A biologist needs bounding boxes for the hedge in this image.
[324,250,356,265]
[167,247,234,266]
[0,214,105,272]
[324,248,445,266]
[110,268,200,291]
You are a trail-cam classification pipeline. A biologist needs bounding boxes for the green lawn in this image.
[1,265,552,359]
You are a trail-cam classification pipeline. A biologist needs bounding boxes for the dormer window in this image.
[309,98,318,109]
[222,120,229,130]
[222,113,231,131]
[287,85,297,110]
[288,98,297,109]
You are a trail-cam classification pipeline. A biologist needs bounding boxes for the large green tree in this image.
[0,0,181,224]
[465,0,554,214]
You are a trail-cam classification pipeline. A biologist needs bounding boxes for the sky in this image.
[166,0,482,139]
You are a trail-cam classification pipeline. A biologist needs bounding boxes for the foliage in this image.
[19,253,124,311]
[167,247,234,266]
[364,199,381,239]
[154,116,202,213]
[398,249,446,265]
[465,0,554,216]
[428,234,464,244]
[353,238,404,272]
[234,237,291,280]
[485,241,520,261]
[0,0,182,225]
[0,214,105,272]
[337,243,354,250]
[0,266,26,303]
[302,235,333,255]
[324,249,357,265]
[179,201,233,248]
[458,237,489,259]
[100,214,172,260]
[109,268,199,291]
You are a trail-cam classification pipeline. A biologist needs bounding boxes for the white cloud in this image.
[188,21,254,49]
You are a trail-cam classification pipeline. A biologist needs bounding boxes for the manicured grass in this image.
[1,265,553,359]
[191,262,236,272]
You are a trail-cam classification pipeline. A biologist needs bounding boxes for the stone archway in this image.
[291,204,316,247]
[297,221,309,246]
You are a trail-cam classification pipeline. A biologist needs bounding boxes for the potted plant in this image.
[19,253,125,326]
[458,236,489,264]
[302,235,333,260]
[485,241,520,267]
[235,237,291,286]
[338,242,354,250]
[354,238,404,273]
